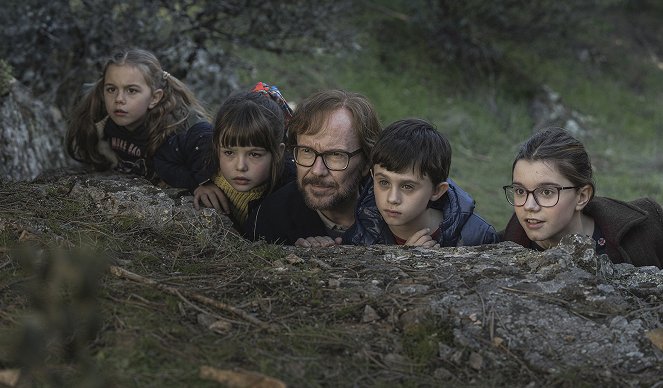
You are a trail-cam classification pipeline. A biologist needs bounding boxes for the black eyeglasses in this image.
[503,185,579,207]
[291,146,362,171]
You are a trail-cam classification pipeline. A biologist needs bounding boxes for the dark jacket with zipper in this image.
[342,178,499,246]
[501,196,663,268]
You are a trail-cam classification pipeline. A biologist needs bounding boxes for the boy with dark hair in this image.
[343,118,499,247]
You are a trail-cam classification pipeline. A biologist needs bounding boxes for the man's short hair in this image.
[371,118,451,185]
[287,89,381,159]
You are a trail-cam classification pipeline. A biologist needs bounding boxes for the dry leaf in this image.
[0,369,20,387]
[285,254,303,264]
[492,336,504,347]
[645,328,663,351]
[208,320,233,335]
[199,366,286,388]
[18,230,36,242]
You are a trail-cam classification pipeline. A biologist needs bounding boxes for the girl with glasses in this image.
[501,127,662,268]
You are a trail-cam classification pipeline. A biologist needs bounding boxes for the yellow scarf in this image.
[213,174,268,225]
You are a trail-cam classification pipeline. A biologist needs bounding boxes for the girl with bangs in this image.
[209,82,295,231]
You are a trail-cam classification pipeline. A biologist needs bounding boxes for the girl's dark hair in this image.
[513,127,595,200]
[212,91,286,192]
[371,118,451,185]
[66,47,210,169]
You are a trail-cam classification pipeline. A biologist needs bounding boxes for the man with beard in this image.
[244,89,382,246]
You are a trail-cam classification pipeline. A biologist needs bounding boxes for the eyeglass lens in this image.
[294,147,349,170]
[506,186,561,207]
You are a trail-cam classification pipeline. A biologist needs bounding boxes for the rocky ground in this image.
[0,172,662,387]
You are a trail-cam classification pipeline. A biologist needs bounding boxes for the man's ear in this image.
[430,181,449,201]
[149,89,164,109]
[278,142,285,156]
[575,184,593,211]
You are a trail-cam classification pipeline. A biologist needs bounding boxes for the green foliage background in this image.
[235,0,663,226]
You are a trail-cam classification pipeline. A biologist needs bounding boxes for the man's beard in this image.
[298,169,364,211]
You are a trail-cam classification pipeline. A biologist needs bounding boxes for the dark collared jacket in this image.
[501,196,663,268]
[153,120,216,193]
[244,180,328,244]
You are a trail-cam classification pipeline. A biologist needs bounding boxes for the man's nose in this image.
[309,155,329,176]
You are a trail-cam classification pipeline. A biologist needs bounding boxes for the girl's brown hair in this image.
[66,48,210,169]
[513,127,595,201]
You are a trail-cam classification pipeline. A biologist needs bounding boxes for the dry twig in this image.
[109,265,276,331]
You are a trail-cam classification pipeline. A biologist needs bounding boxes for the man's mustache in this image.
[301,177,336,188]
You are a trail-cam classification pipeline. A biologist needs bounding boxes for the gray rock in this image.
[0,79,75,181]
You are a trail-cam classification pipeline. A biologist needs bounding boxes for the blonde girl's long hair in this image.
[66,48,210,169]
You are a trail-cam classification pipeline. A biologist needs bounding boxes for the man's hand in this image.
[404,228,440,248]
[294,236,342,248]
[193,183,230,214]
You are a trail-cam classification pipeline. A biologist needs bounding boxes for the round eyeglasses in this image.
[292,146,362,171]
[503,185,579,207]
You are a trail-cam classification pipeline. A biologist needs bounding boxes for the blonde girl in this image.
[66,48,214,192]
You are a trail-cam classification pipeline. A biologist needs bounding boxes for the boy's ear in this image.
[430,181,449,201]
[361,162,371,177]
[575,184,593,211]
[149,89,164,109]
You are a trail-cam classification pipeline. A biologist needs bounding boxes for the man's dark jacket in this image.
[244,181,327,244]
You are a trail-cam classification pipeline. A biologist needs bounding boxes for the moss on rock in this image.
[0,59,13,96]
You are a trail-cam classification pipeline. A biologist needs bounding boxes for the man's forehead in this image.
[297,109,360,149]
[297,131,360,150]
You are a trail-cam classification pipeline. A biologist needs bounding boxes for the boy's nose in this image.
[387,188,401,204]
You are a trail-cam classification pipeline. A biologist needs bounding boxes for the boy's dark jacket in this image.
[343,178,499,246]
[501,196,663,268]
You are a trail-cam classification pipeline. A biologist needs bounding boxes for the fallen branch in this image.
[199,366,286,388]
[109,265,276,331]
